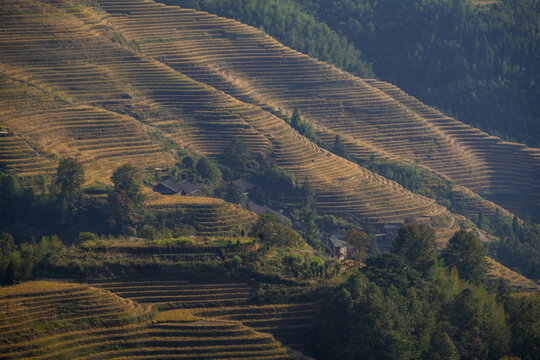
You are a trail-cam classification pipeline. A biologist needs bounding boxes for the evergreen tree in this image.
[332,135,349,159]
[0,233,16,259]
[53,157,84,218]
[3,259,16,285]
[391,223,437,274]
[108,164,144,233]
[291,108,301,128]
[443,230,488,285]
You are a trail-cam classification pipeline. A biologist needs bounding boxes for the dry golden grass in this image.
[144,188,221,206]
[2,0,536,227]
[154,309,200,323]
[0,280,82,297]
[0,0,447,224]
[96,0,539,219]
[487,258,540,294]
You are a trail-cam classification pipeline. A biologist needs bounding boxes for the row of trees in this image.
[0,233,64,285]
[0,158,146,243]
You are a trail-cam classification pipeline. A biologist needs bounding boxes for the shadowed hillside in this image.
[0,280,307,359]
[95,0,539,219]
[0,0,451,224]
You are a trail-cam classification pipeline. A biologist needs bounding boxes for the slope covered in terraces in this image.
[0,280,306,359]
[95,0,539,219]
[0,0,449,224]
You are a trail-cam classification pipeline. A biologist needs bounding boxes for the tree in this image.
[391,223,437,274]
[221,139,256,174]
[3,259,16,285]
[429,330,459,360]
[196,157,221,182]
[302,206,320,247]
[108,164,144,233]
[53,157,84,216]
[504,294,540,359]
[0,173,20,223]
[291,107,301,128]
[139,225,156,240]
[301,180,314,207]
[448,287,510,359]
[289,108,318,142]
[225,182,247,204]
[443,230,488,285]
[182,156,195,169]
[345,228,371,261]
[251,214,303,248]
[0,233,16,259]
[74,232,97,246]
[332,135,349,159]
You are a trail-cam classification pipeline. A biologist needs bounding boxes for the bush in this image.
[75,232,98,246]
[139,225,156,240]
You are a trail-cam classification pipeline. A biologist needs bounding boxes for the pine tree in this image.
[332,135,349,159]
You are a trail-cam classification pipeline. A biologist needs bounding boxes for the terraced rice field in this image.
[0,71,174,182]
[0,281,148,359]
[487,258,540,295]
[0,280,305,359]
[1,0,537,222]
[93,280,254,307]
[144,189,257,235]
[0,131,56,176]
[194,303,317,354]
[95,0,540,218]
[0,0,451,223]
[91,280,307,358]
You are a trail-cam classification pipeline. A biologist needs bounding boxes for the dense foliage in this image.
[443,229,489,285]
[297,0,540,146]
[480,209,540,281]
[181,0,539,146]
[391,223,438,274]
[0,234,64,285]
[311,251,538,360]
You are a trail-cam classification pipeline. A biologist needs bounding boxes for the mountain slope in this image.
[94,0,539,219]
[0,0,448,223]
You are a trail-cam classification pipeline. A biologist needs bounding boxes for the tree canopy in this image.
[443,229,489,285]
[53,157,84,217]
[391,223,437,274]
[108,164,144,233]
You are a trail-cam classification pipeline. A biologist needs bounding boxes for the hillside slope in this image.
[0,0,449,224]
[95,0,539,219]
[0,280,305,359]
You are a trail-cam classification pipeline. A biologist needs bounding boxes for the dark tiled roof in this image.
[232,178,257,190]
[247,201,281,216]
[177,180,202,194]
[158,179,202,194]
[328,235,348,248]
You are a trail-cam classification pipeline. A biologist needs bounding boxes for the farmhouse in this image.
[155,179,202,196]
[231,178,257,191]
[247,201,281,217]
[326,234,358,261]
